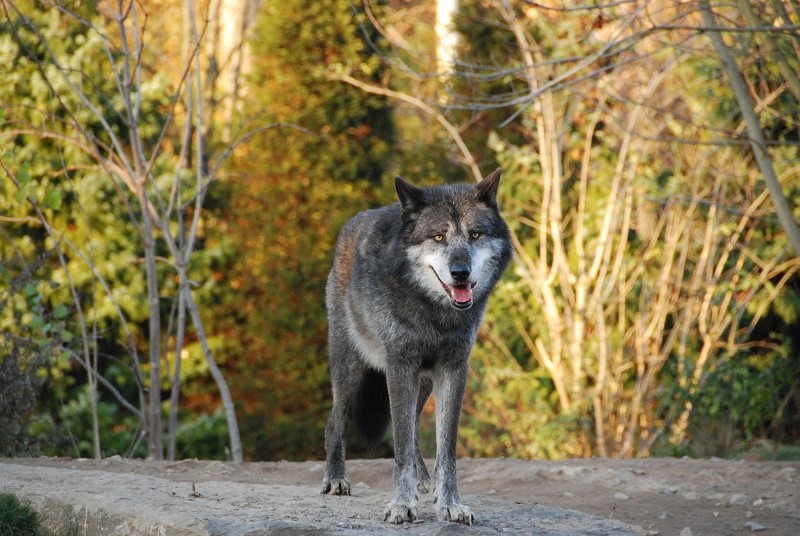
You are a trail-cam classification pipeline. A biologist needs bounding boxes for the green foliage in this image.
[1,4,230,459]
[444,0,800,458]
[209,0,396,460]
[248,0,393,184]
[173,409,230,460]
[0,249,65,456]
[462,355,577,459]
[3,0,799,463]
[0,494,43,536]
[0,7,150,458]
[28,386,145,458]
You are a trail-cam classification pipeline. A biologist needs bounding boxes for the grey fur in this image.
[321,168,512,525]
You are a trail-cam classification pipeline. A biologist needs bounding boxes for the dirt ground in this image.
[1,456,798,535]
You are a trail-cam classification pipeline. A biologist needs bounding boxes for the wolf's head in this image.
[396,168,512,310]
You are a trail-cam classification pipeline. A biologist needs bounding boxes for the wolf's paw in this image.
[417,478,432,494]
[384,501,418,524]
[437,504,475,525]
[321,478,351,496]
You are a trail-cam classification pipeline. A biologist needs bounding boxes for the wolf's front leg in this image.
[384,361,420,524]
[432,359,474,525]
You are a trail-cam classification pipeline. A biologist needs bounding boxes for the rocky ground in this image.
[1,456,798,535]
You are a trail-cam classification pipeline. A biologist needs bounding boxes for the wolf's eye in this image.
[433,234,444,242]
[470,231,482,239]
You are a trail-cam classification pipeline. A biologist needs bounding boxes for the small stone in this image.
[730,493,749,506]
[779,467,796,482]
[745,521,767,532]
[713,511,719,517]
[679,527,693,536]
[662,484,680,494]
[658,511,671,521]
[562,491,574,497]
[746,511,754,518]
[752,498,764,507]
[614,492,630,500]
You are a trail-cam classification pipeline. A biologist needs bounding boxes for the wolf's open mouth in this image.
[430,267,475,309]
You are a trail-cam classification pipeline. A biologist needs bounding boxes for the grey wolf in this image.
[321,168,512,525]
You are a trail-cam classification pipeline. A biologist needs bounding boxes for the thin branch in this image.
[329,71,483,181]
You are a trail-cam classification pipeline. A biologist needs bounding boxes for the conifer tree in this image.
[214,0,394,459]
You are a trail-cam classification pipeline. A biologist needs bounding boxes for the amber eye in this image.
[470,231,481,239]
[433,234,444,242]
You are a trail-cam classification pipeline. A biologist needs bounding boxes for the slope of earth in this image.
[1,457,798,535]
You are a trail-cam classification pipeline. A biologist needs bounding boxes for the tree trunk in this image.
[183,281,243,462]
[435,0,459,76]
[700,0,800,257]
[141,196,163,460]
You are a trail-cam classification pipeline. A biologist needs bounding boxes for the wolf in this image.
[321,168,512,525]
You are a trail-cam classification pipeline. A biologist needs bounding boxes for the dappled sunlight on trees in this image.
[210,0,395,460]
[1,0,799,461]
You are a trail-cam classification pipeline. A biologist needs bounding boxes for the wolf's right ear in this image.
[476,167,502,209]
[395,176,425,217]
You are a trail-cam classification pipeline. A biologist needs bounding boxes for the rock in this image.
[729,493,749,506]
[745,521,767,532]
[778,467,796,482]
[614,492,630,500]
[679,527,693,536]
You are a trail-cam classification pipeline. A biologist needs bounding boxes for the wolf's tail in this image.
[353,368,391,444]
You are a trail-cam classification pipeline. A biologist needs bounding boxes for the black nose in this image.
[450,264,470,282]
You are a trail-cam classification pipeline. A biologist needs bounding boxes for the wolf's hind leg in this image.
[415,376,433,494]
[322,402,352,495]
[322,344,365,496]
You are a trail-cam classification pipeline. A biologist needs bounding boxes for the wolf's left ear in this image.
[395,176,425,216]
[476,167,502,208]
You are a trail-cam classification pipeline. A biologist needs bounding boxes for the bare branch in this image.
[329,71,483,181]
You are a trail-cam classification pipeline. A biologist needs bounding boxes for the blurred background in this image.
[1,0,799,463]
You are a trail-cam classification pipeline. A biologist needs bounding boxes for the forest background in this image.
[1,0,799,463]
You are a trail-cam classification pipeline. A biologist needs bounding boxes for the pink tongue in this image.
[450,285,473,303]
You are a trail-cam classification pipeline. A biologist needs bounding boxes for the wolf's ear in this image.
[395,176,425,216]
[476,167,502,208]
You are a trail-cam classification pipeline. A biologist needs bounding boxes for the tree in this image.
[1,1,243,461]
[335,0,800,457]
[699,0,800,255]
[211,0,395,460]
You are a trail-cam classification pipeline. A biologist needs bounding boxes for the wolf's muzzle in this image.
[450,264,470,282]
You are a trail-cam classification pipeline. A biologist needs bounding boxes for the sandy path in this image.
[1,457,798,535]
